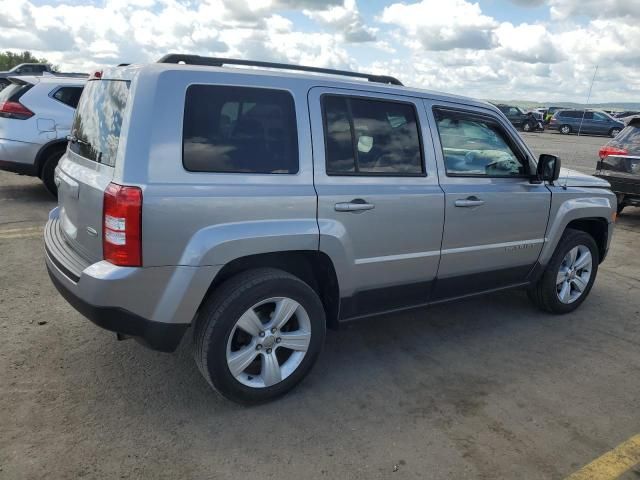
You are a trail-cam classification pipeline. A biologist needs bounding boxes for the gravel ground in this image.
[0,132,639,479]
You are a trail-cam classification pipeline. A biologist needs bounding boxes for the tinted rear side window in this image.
[52,86,83,108]
[183,85,299,174]
[69,80,130,167]
[322,95,424,175]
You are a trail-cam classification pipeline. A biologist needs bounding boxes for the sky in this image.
[1,0,639,103]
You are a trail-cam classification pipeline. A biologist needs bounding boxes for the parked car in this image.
[595,117,640,214]
[619,114,640,125]
[0,64,53,91]
[0,75,85,195]
[544,106,565,124]
[45,55,616,404]
[613,111,640,119]
[549,110,624,137]
[493,104,540,131]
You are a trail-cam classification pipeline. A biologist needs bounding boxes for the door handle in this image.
[455,197,485,208]
[335,199,375,212]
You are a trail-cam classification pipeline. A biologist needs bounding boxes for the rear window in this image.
[182,85,299,174]
[69,80,130,167]
[611,123,640,150]
[0,82,32,103]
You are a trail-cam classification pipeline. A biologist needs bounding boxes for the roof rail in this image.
[156,54,403,86]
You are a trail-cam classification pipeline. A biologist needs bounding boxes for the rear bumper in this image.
[46,267,188,352]
[0,138,40,175]
[595,174,640,199]
[44,207,220,352]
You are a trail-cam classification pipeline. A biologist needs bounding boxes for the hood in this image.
[558,168,610,188]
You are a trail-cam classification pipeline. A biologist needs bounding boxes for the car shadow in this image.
[84,288,560,418]
[0,177,56,204]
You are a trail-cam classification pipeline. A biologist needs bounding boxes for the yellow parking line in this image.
[565,434,640,480]
[0,226,43,240]
[0,225,42,234]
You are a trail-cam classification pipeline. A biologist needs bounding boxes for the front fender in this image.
[539,187,615,265]
[178,219,319,266]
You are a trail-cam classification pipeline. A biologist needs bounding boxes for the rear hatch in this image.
[56,78,131,263]
[0,78,36,139]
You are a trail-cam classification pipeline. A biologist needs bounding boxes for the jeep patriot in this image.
[44,55,617,403]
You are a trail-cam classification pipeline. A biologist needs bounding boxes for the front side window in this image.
[434,108,527,177]
[322,95,423,175]
[183,85,298,174]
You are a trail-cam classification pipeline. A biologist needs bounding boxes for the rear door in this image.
[426,101,551,300]
[309,87,444,318]
[56,78,130,263]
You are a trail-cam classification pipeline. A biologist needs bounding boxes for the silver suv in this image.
[45,55,616,403]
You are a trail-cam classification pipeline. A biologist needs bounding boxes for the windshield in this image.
[69,79,130,167]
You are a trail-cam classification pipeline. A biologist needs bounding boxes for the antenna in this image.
[564,65,598,188]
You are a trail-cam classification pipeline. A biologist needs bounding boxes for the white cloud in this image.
[0,0,638,103]
[304,0,376,43]
[380,0,498,50]
[495,23,564,64]
[549,0,640,20]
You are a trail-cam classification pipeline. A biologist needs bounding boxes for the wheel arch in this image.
[540,195,614,266]
[199,251,341,330]
[564,217,609,263]
[35,139,67,177]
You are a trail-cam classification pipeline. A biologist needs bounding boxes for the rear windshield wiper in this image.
[67,134,91,147]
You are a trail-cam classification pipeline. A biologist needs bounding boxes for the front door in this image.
[425,101,551,301]
[308,87,444,319]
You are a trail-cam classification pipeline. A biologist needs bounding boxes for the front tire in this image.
[528,229,599,314]
[193,268,326,404]
[609,128,621,138]
[522,121,533,132]
[560,124,572,135]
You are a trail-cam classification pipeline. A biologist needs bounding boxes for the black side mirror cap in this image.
[536,154,562,183]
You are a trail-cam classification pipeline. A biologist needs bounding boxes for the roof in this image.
[103,60,494,112]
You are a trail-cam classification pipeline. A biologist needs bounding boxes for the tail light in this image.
[599,146,628,160]
[103,182,142,267]
[0,100,34,120]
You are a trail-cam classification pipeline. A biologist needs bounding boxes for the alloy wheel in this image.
[556,245,592,304]
[226,297,311,388]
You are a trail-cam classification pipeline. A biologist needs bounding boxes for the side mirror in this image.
[537,154,561,183]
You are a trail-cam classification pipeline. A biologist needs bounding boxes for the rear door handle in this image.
[454,197,485,208]
[335,199,375,212]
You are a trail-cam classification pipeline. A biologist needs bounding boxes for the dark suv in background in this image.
[549,110,624,137]
[596,117,640,214]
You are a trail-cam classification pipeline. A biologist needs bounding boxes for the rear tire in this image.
[522,121,533,132]
[40,149,64,197]
[193,268,326,404]
[560,124,572,135]
[528,229,599,314]
[617,202,626,215]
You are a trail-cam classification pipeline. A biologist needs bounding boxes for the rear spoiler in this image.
[41,72,89,78]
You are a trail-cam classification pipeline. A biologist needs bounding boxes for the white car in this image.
[0,74,86,195]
